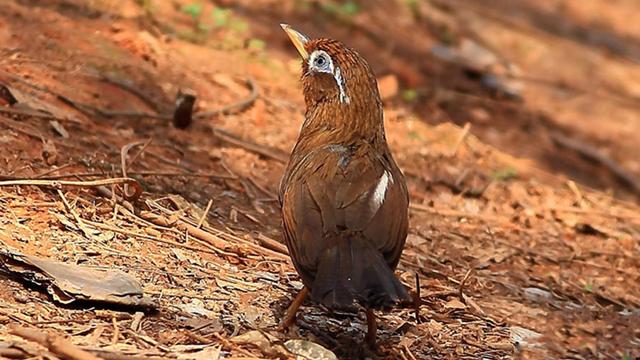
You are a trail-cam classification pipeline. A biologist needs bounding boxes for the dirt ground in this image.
[0,0,639,359]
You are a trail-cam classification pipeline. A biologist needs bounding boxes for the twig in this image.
[403,344,418,360]
[145,289,227,301]
[212,127,288,163]
[414,273,421,324]
[0,116,45,141]
[256,233,288,255]
[145,149,193,172]
[130,170,237,180]
[410,203,503,221]
[9,325,103,360]
[0,178,142,201]
[96,73,160,112]
[449,122,472,157]
[458,268,473,302]
[245,176,276,199]
[140,210,289,261]
[566,180,587,209]
[94,77,258,120]
[111,317,119,346]
[183,330,212,344]
[547,206,640,222]
[121,140,152,198]
[12,170,236,181]
[211,332,257,358]
[194,77,259,118]
[84,219,225,257]
[127,139,153,170]
[57,189,94,239]
[197,199,213,229]
[550,131,640,196]
[0,106,76,122]
[33,163,75,178]
[147,200,291,261]
[139,211,228,248]
[90,350,166,360]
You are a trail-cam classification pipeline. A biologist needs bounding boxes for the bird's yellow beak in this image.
[280,23,309,60]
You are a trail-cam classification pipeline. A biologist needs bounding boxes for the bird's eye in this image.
[314,55,326,67]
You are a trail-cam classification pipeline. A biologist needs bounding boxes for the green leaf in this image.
[248,38,266,51]
[340,1,359,16]
[230,19,249,32]
[320,2,339,15]
[211,7,231,27]
[583,283,593,292]
[196,22,212,32]
[181,2,203,19]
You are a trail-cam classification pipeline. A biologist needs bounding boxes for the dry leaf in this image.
[231,330,289,357]
[0,249,155,308]
[284,339,338,360]
[444,298,467,310]
[177,345,221,360]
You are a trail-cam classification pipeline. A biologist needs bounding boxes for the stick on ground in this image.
[9,325,104,360]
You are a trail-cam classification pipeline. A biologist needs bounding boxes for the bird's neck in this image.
[298,97,386,148]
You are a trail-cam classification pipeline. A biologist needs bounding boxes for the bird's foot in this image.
[364,308,377,348]
[279,310,298,332]
[279,287,308,332]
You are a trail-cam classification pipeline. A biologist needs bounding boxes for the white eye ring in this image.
[308,50,333,74]
[308,49,350,104]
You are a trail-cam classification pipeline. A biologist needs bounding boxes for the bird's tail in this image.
[310,236,410,309]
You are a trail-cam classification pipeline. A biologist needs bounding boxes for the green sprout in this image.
[402,89,418,103]
[247,38,266,51]
[340,1,360,16]
[211,7,232,27]
[181,2,203,20]
[491,167,518,181]
[321,1,360,17]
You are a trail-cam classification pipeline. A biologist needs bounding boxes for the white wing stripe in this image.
[371,171,391,210]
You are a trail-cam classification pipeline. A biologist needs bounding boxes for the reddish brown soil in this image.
[0,1,639,359]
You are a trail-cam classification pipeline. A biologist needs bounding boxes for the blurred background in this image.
[132,0,640,200]
[1,1,639,359]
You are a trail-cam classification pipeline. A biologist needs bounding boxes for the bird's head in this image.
[281,24,381,115]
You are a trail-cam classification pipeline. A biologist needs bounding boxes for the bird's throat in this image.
[301,99,385,145]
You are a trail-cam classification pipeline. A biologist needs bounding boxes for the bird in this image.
[278,24,411,346]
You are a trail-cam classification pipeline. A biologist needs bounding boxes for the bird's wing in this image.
[281,144,408,284]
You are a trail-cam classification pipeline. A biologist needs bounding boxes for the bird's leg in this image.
[364,308,377,347]
[280,287,308,330]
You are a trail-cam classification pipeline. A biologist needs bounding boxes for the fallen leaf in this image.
[444,298,467,310]
[510,326,542,349]
[49,120,69,138]
[0,249,155,308]
[177,345,221,360]
[177,299,215,317]
[462,293,485,315]
[231,330,289,357]
[427,319,443,333]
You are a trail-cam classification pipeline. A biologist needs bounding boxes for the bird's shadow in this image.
[270,292,411,360]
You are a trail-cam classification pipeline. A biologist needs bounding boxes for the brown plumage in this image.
[279,24,410,345]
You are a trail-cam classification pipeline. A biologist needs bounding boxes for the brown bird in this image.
[278,24,411,346]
